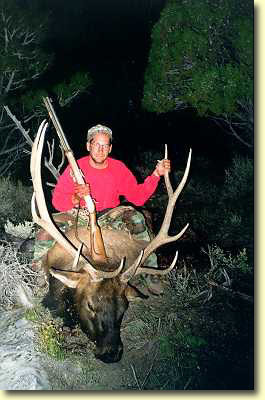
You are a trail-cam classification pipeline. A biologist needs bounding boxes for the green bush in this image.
[204,244,251,280]
[38,320,65,360]
[0,177,32,228]
[179,155,252,254]
[222,156,253,207]
[24,306,66,360]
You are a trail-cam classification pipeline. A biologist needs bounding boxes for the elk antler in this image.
[31,120,124,281]
[132,145,192,277]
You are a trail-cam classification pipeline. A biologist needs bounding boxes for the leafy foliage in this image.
[25,306,66,360]
[38,319,65,360]
[143,0,253,113]
[53,71,93,107]
[20,71,93,115]
[204,245,251,278]
[142,0,253,147]
[178,154,254,257]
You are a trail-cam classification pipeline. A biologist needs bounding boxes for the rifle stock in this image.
[42,96,107,262]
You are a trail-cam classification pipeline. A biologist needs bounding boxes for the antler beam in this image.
[134,145,192,275]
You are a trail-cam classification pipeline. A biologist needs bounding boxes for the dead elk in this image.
[31,120,192,363]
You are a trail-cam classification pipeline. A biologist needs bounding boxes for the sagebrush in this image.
[0,241,39,309]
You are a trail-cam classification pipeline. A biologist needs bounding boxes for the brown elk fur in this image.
[42,225,149,363]
[45,226,148,273]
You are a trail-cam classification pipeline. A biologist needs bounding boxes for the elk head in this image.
[31,120,191,363]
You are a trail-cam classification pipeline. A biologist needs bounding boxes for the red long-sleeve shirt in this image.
[52,155,160,212]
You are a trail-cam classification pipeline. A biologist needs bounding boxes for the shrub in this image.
[215,157,253,254]
[174,155,253,256]
[38,319,65,360]
[0,177,32,229]
[203,244,252,281]
[4,220,34,239]
[223,156,253,204]
[24,305,66,360]
[166,243,252,307]
[0,241,39,309]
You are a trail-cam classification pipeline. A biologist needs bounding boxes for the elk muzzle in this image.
[95,340,123,363]
[94,326,124,363]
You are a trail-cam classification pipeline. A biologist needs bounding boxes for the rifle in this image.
[42,96,107,263]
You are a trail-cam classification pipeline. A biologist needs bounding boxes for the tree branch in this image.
[208,280,253,303]
[211,115,253,149]
[3,105,33,147]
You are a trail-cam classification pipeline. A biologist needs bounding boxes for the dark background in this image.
[34,0,231,178]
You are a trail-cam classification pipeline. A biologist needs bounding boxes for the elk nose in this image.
[95,343,123,364]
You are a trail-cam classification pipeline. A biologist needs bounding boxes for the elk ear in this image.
[50,268,83,288]
[125,284,148,302]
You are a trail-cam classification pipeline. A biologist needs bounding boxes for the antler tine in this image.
[164,144,173,197]
[83,257,126,281]
[135,148,192,270]
[72,243,83,270]
[30,119,47,182]
[162,148,192,235]
[135,250,179,276]
[120,250,144,283]
[164,144,168,160]
[67,241,126,280]
[172,148,192,204]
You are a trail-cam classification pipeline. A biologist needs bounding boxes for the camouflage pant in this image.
[33,205,157,269]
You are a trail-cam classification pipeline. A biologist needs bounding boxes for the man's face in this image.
[87,133,112,164]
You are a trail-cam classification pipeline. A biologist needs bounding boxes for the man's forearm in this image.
[52,188,74,211]
[123,173,160,206]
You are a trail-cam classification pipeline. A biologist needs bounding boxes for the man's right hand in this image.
[74,183,91,198]
[71,183,91,206]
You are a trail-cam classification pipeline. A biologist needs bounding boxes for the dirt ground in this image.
[39,276,253,391]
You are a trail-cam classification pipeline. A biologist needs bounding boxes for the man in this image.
[52,124,170,213]
[34,124,170,294]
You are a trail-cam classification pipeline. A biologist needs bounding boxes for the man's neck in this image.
[88,155,109,169]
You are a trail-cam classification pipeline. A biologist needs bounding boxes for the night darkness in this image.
[35,0,231,177]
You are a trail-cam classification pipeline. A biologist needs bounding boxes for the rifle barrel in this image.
[42,97,71,151]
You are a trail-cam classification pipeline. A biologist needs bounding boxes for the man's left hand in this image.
[153,159,171,177]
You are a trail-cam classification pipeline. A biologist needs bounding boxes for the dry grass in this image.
[0,241,45,310]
